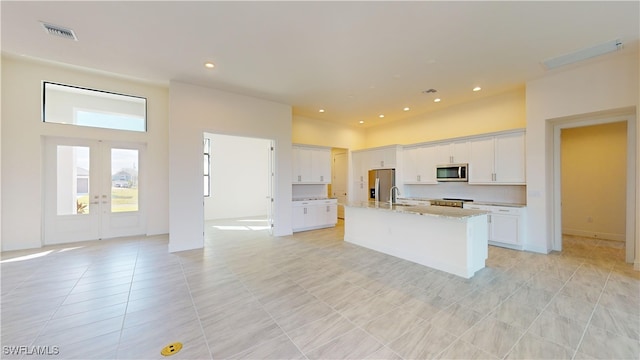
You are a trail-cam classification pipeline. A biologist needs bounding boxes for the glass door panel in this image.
[56,145,91,215]
[110,148,139,213]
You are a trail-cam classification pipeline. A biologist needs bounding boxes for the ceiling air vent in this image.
[41,22,78,41]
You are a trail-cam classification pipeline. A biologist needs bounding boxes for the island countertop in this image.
[344,201,489,220]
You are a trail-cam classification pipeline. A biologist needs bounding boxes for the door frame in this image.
[331,148,349,219]
[551,108,637,263]
[201,132,276,236]
[42,136,147,245]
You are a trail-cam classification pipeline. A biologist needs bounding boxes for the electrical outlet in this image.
[587,216,593,223]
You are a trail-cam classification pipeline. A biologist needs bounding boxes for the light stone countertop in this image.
[397,197,526,208]
[471,201,526,208]
[344,201,489,220]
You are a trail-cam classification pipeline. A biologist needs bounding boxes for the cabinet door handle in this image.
[320,175,324,181]
[304,208,307,214]
[488,215,492,223]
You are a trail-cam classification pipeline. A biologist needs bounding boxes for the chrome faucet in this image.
[389,186,400,205]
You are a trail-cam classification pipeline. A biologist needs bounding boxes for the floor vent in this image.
[41,22,78,41]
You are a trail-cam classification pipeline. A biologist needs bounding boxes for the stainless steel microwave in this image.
[436,163,468,182]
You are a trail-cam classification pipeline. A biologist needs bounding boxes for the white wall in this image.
[1,55,169,251]
[204,133,270,220]
[526,51,639,255]
[169,81,292,253]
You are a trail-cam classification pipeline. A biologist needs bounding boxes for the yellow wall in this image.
[561,122,627,241]
[292,115,366,150]
[364,88,526,148]
[293,88,525,151]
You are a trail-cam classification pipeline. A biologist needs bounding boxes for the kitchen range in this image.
[430,198,474,208]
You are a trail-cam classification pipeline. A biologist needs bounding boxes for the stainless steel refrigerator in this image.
[368,169,396,202]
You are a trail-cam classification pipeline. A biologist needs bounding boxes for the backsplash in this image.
[292,184,329,200]
[402,183,526,204]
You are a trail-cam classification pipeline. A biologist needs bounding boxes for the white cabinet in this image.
[312,149,331,183]
[402,146,437,184]
[469,132,525,184]
[436,141,470,165]
[351,146,399,202]
[464,204,525,250]
[292,199,337,232]
[351,151,369,203]
[368,146,398,169]
[292,145,331,184]
[495,132,526,184]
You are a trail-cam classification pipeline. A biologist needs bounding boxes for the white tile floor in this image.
[1,218,638,359]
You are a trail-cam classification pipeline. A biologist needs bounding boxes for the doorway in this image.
[331,148,349,219]
[203,133,274,234]
[552,111,637,263]
[43,137,146,245]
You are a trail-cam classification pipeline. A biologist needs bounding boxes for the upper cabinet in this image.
[402,146,437,184]
[368,146,399,169]
[351,145,400,202]
[292,145,331,184]
[469,131,526,185]
[436,141,470,165]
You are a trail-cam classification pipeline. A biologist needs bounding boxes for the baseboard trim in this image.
[562,228,625,242]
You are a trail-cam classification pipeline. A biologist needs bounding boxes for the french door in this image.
[44,137,146,245]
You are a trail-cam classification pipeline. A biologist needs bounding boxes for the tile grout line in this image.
[22,249,92,353]
[219,257,311,360]
[499,259,586,360]
[569,263,614,360]
[176,254,215,360]
[114,239,142,359]
[431,263,528,359]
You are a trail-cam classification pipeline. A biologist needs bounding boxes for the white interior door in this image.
[44,138,146,245]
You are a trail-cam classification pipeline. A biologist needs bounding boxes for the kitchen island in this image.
[344,201,489,278]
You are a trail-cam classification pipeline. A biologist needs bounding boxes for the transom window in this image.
[43,82,147,132]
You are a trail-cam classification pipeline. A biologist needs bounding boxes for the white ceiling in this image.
[2,1,638,128]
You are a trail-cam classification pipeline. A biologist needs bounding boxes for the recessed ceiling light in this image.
[473,86,481,92]
[204,62,215,69]
[359,120,364,124]
[434,98,441,103]
[403,107,410,111]
[319,109,325,113]
[379,114,385,118]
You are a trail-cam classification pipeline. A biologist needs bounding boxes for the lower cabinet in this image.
[464,204,525,250]
[293,199,338,232]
